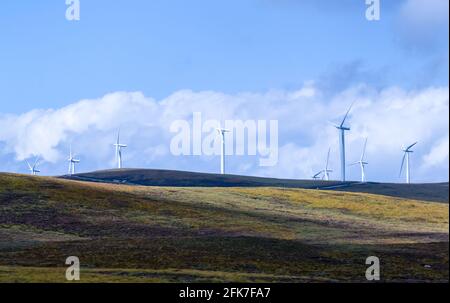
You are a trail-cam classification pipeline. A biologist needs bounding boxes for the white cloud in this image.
[0,92,158,163]
[0,85,448,182]
[422,135,449,169]
[288,82,317,99]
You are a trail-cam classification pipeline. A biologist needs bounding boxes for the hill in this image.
[63,169,449,203]
[0,173,448,282]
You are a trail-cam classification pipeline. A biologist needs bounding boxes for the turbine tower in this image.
[26,157,41,176]
[217,126,230,175]
[350,138,369,183]
[333,103,354,182]
[68,145,80,176]
[114,129,127,169]
[400,142,417,184]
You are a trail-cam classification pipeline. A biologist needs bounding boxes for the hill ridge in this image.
[61,168,449,203]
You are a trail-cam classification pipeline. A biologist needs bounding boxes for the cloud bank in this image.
[0,84,448,182]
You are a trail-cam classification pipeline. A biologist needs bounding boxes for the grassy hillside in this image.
[0,173,448,282]
[64,169,449,203]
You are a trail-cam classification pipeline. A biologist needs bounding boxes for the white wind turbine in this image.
[350,138,369,183]
[67,145,80,176]
[333,103,354,182]
[322,148,333,181]
[400,142,417,184]
[113,129,127,169]
[216,124,230,175]
[26,157,41,176]
[313,148,333,181]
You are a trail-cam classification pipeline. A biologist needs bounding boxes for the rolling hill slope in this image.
[0,173,448,282]
[63,169,449,203]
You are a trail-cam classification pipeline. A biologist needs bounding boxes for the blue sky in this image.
[0,0,448,182]
[1,0,447,112]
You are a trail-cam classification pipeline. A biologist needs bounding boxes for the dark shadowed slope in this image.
[328,182,449,204]
[63,168,339,188]
[62,169,449,203]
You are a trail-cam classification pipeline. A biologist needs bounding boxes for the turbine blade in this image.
[406,141,418,151]
[361,138,368,161]
[399,153,406,177]
[325,148,331,170]
[313,171,323,178]
[328,121,339,128]
[26,160,32,170]
[340,101,355,128]
[33,157,40,169]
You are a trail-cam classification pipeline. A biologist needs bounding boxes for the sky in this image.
[0,0,448,183]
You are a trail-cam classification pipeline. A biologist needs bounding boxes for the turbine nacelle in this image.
[350,161,369,166]
[216,128,230,135]
[329,122,350,131]
[335,125,351,131]
[68,155,80,163]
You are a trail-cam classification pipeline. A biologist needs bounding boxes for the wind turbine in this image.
[216,125,230,175]
[333,103,354,182]
[400,142,417,184]
[26,157,41,176]
[113,129,127,169]
[67,145,80,176]
[322,148,333,181]
[313,148,333,181]
[350,138,369,183]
